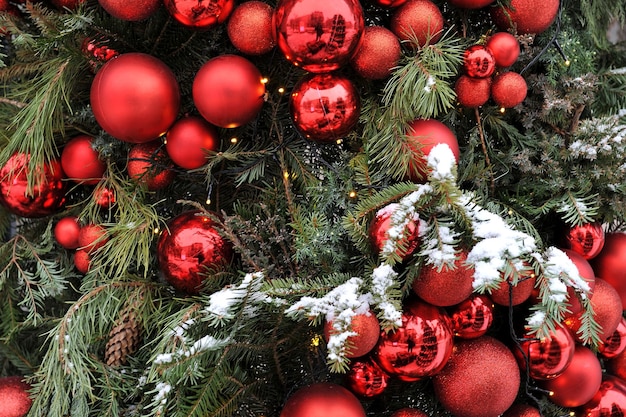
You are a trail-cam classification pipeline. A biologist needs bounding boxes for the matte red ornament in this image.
[346,357,389,397]
[374,299,453,381]
[485,32,520,68]
[491,72,527,108]
[350,26,401,80]
[390,409,429,417]
[165,116,219,170]
[93,185,116,208]
[274,0,365,73]
[78,223,108,254]
[491,0,560,35]
[390,0,444,47]
[61,135,106,185]
[164,0,234,30]
[463,45,495,78]
[562,222,605,260]
[600,317,626,359]
[127,140,175,190]
[513,326,575,380]
[577,375,626,417]
[369,203,420,261]
[490,267,536,306]
[454,76,491,108]
[280,382,365,417]
[561,248,596,317]
[54,216,81,249]
[324,312,380,358]
[449,294,494,339]
[540,345,602,408]
[591,232,626,310]
[502,403,541,417]
[0,376,32,417]
[290,73,360,143]
[90,53,180,143]
[157,210,232,294]
[193,55,265,129]
[98,0,161,21]
[446,0,494,9]
[0,153,66,218]
[74,249,91,274]
[413,251,474,307]
[227,1,275,55]
[433,336,520,417]
[404,119,460,183]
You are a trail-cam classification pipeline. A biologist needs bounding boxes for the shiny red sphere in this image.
[563,222,605,260]
[577,375,626,417]
[54,216,81,249]
[346,358,389,397]
[463,45,495,78]
[390,0,443,47]
[591,232,626,310]
[350,26,401,80]
[227,1,276,55]
[127,140,175,190]
[491,0,560,35]
[455,75,491,108]
[280,383,365,417]
[491,72,527,108]
[413,251,474,307]
[93,186,116,208]
[61,135,106,185]
[324,312,380,358]
[607,341,626,381]
[446,0,494,9]
[0,376,32,417]
[98,0,161,21]
[405,118,459,183]
[369,203,420,261]
[600,317,626,359]
[165,116,219,170]
[164,0,234,30]
[449,294,494,339]
[513,326,575,380]
[486,32,520,68]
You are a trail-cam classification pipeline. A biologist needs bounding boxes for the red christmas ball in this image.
[280,383,365,417]
[227,1,275,55]
[54,216,81,249]
[346,357,389,397]
[374,299,453,381]
[274,0,364,73]
[607,342,626,381]
[97,0,161,21]
[491,72,527,108]
[93,186,116,208]
[290,73,361,143]
[193,55,265,129]
[446,0,494,9]
[390,409,429,417]
[413,251,474,307]
[405,119,460,183]
[90,53,180,143]
[127,140,175,190]
[433,336,520,417]
[562,222,605,260]
[61,135,106,185]
[463,45,495,78]
[390,0,444,47]
[485,32,520,68]
[591,232,626,310]
[561,248,596,317]
[513,326,575,380]
[157,210,233,294]
[449,294,494,339]
[324,312,380,358]
[74,248,91,274]
[502,403,541,417]
[164,0,234,30]
[81,37,119,71]
[491,0,560,35]
[78,223,108,254]
[0,376,32,417]
[541,345,602,408]
[370,0,407,7]
[490,268,536,306]
[165,116,219,170]
[369,203,420,261]
[0,153,66,218]
[350,26,401,80]
[454,75,491,108]
[577,375,626,417]
[600,317,626,359]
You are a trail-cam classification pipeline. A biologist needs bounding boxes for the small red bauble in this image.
[446,0,494,9]
[274,0,365,73]
[324,312,380,358]
[390,0,444,47]
[0,376,32,417]
[74,248,92,274]
[54,216,81,249]
[433,336,520,417]
[490,268,536,306]
[463,45,495,78]
[350,26,401,80]
[485,32,520,68]
[81,37,119,71]
[491,72,527,108]
[164,0,234,30]
[562,222,605,260]
[78,223,108,253]
[591,232,626,310]
[454,76,491,108]
[600,317,626,359]
[157,210,233,294]
[127,140,175,190]
[165,116,219,170]
[413,251,474,307]
[405,119,460,183]
[449,294,494,339]
[346,357,389,397]
[93,186,116,208]
[390,409,429,417]
[61,135,106,185]
[513,326,574,380]
[227,1,275,55]
[0,153,66,218]
[280,383,365,417]
[90,53,180,143]
[369,203,420,261]
[491,0,560,35]
[193,55,265,129]
[98,0,161,21]
[290,73,361,143]
[502,403,541,417]
[577,375,626,417]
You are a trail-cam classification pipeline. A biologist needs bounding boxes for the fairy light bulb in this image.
[230,137,238,144]
[278,87,285,94]
[348,190,357,199]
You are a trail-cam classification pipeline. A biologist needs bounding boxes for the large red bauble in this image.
[346,357,389,397]
[562,222,605,261]
[61,135,106,185]
[591,232,626,310]
[374,299,453,381]
[449,294,494,339]
[0,153,66,218]
[165,116,219,170]
[561,248,596,317]
[540,345,602,408]
[97,0,161,21]
[164,0,234,30]
[412,251,474,307]
[577,375,626,417]
[350,26,401,80]
[390,0,444,47]
[485,32,520,68]
[433,336,520,417]
[369,203,420,261]
[463,45,495,78]
[490,268,536,306]
[0,376,32,417]
[227,1,276,55]
[600,317,626,359]
[491,0,560,35]
[90,53,180,143]
[502,403,541,417]
[454,76,491,108]
[274,0,364,73]
[54,216,81,249]
[280,383,365,417]
[290,73,360,143]
[157,210,232,294]
[324,312,380,358]
[193,55,265,129]
[127,141,175,190]
[512,326,575,380]
[405,119,460,183]
[390,409,429,417]
[491,72,527,109]
[446,0,494,9]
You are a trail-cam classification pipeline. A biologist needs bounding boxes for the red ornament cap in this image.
[164,0,234,30]
[463,45,496,78]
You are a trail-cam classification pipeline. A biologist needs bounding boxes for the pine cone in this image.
[104,309,142,367]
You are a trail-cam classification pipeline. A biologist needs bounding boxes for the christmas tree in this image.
[1,0,626,416]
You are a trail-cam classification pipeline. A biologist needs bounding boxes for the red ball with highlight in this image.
[486,32,520,68]
[405,118,460,183]
[227,1,275,55]
[165,116,220,170]
[280,383,365,417]
[491,0,560,35]
[164,0,234,30]
[61,135,106,185]
[346,357,389,397]
[54,216,81,249]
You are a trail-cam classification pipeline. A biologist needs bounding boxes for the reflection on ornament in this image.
[463,45,495,78]
[577,375,626,417]
[449,294,494,339]
[346,357,389,397]
[164,0,234,30]
[591,232,626,310]
[600,318,626,359]
[513,326,574,380]
[563,222,605,260]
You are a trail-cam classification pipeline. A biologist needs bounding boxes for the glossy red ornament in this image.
[485,32,520,68]
[591,232,626,310]
[91,53,180,143]
[449,294,494,339]
[413,251,474,307]
[127,140,175,190]
[404,119,460,183]
[490,267,536,306]
[290,73,360,143]
[0,376,32,417]
[164,0,234,30]
[577,375,626,417]
[165,116,219,170]
[324,312,380,358]
[502,403,541,417]
[491,72,527,108]
[561,248,596,317]
[390,409,429,417]
[346,357,389,397]
[607,342,626,381]
[98,0,161,21]
[433,336,520,417]
[600,318,626,359]
[78,224,108,254]
[157,210,233,294]
[463,45,495,78]
[491,0,560,35]
[74,249,91,274]
[350,26,401,80]
[369,203,420,261]
[81,37,119,71]
[61,135,106,185]
[93,185,116,208]
[513,326,575,380]
[280,383,365,417]
[563,222,605,260]
[54,216,81,249]
[390,0,444,47]
[227,1,276,55]
[193,55,265,129]
[446,0,494,9]
[454,76,491,108]
[0,153,66,218]
[374,299,453,381]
